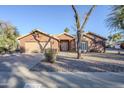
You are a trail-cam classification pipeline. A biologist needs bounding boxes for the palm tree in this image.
[106,5,124,31]
[112,33,122,42]
[72,5,96,59]
[106,6,124,54]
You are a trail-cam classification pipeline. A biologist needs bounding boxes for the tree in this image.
[108,32,122,44]
[112,33,122,42]
[64,27,70,33]
[0,21,19,54]
[106,6,124,54]
[106,5,124,31]
[72,5,96,59]
[106,5,124,40]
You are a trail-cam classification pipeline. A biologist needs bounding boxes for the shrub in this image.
[120,43,124,49]
[0,21,19,54]
[0,47,5,54]
[44,49,57,63]
[32,50,39,53]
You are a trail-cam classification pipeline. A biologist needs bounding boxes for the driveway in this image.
[0,53,43,88]
[0,53,42,72]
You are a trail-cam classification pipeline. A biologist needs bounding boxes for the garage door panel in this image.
[25,42,51,53]
[40,42,50,48]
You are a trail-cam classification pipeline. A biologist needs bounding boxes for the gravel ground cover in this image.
[31,52,124,72]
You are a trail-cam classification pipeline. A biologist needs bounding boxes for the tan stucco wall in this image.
[83,34,106,52]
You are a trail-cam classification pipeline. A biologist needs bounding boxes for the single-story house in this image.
[17,29,107,53]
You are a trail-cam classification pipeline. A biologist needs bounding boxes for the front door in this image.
[60,41,69,51]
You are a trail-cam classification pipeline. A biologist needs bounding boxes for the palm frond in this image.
[106,5,124,31]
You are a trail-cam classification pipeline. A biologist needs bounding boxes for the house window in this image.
[81,42,88,52]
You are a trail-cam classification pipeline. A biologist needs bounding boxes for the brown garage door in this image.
[25,42,50,53]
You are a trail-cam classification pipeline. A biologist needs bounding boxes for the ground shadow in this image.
[0,53,42,88]
[56,55,124,72]
[85,52,124,62]
[31,55,124,72]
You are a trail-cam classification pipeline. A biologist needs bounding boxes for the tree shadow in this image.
[34,72,124,88]
[14,71,124,88]
[0,53,42,69]
[85,52,124,61]
[0,53,43,88]
[31,54,124,72]
[56,55,124,72]
[0,63,25,88]
[30,62,57,72]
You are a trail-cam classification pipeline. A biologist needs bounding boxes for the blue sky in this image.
[0,5,111,38]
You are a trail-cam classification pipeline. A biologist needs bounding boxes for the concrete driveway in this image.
[0,53,42,72]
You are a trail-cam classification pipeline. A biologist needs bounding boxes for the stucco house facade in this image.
[17,29,107,53]
[80,32,107,53]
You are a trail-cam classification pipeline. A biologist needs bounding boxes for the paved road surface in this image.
[0,70,124,88]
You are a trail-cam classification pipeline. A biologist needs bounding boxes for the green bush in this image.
[31,50,39,53]
[0,21,19,54]
[44,49,57,63]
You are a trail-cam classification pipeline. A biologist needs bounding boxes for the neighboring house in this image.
[17,29,107,53]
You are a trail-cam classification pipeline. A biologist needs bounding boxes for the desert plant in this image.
[44,49,57,63]
[31,50,39,53]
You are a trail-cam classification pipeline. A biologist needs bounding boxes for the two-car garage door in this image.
[25,42,50,53]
